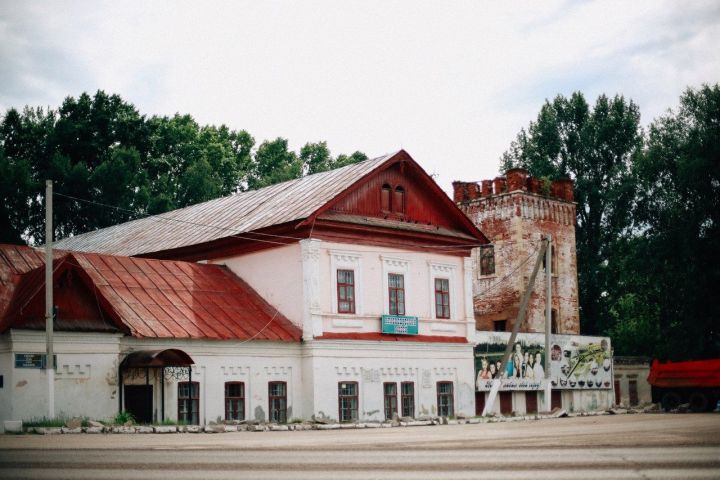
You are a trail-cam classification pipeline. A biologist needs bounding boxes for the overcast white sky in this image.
[1,1,718,193]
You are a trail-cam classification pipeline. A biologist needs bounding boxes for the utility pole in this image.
[45,180,54,418]
[482,236,549,416]
[544,235,552,411]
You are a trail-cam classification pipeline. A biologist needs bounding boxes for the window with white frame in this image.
[381,256,411,316]
[428,261,456,320]
[330,250,363,315]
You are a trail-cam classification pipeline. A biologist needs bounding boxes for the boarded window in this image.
[629,379,639,406]
[388,273,405,315]
[479,246,495,276]
[381,184,392,211]
[337,269,355,314]
[338,382,359,422]
[393,186,405,214]
[434,278,450,319]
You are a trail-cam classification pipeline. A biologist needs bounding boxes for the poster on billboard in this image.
[474,332,612,391]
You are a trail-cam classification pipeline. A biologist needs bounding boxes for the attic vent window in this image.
[381,184,392,211]
[393,186,405,214]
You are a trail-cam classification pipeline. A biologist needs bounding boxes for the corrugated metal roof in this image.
[0,244,302,342]
[53,152,398,256]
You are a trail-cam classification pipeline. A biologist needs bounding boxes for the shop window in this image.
[268,381,287,423]
[437,381,454,417]
[337,269,356,314]
[383,382,398,420]
[388,273,405,315]
[381,184,392,211]
[178,381,199,424]
[493,320,507,332]
[479,245,495,276]
[225,381,245,421]
[401,382,415,418]
[338,382,359,422]
[393,186,405,214]
[434,278,450,319]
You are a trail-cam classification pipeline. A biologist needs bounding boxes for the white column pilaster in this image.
[300,238,323,339]
[463,256,476,343]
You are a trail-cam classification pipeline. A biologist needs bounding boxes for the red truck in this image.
[648,359,720,412]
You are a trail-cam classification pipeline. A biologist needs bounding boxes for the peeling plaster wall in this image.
[457,188,580,335]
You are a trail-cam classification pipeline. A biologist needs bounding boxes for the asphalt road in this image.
[1,413,719,479]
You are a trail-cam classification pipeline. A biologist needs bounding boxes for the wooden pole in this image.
[483,237,549,416]
[544,235,553,411]
[45,180,54,418]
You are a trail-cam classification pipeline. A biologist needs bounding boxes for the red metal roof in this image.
[0,244,301,342]
[52,150,488,257]
[315,332,468,343]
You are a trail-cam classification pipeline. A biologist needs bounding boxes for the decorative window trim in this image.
[427,261,456,320]
[381,255,411,316]
[330,250,363,315]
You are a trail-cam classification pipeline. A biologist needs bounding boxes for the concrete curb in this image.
[6,410,648,435]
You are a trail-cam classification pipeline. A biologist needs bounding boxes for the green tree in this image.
[248,137,302,189]
[300,141,332,175]
[501,92,642,336]
[624,84,720,359]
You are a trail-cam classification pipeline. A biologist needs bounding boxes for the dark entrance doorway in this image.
[551,390,562,409]
[475,391,485,416]
[499,392,513,414]
[124,385,153,424]
[525,391,538,413]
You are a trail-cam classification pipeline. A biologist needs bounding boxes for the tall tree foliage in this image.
[615,84,720,359]
[501,93,642,336]
[0,90,367,244]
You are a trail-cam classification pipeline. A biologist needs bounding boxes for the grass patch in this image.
[112,410,135,425]
[22,416,67,428]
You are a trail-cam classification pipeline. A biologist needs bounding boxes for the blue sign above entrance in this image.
[381,315,419,335]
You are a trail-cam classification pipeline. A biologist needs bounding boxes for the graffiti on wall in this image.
[475,332,612,391]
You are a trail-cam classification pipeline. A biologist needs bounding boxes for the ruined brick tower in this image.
[453,168,580,335]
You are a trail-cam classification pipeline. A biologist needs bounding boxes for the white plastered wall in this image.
[303,339,475,421]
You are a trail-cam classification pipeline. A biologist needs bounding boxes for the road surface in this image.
[1,413,718,479]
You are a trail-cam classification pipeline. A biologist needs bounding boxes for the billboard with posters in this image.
[474,332,612,391]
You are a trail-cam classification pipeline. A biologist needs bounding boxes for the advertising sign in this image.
[474,332,612,391]
[381,315,419,335]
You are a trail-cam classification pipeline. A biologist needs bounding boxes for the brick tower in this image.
[453,168,580,335]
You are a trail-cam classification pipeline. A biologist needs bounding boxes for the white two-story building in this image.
[0,150,488,425]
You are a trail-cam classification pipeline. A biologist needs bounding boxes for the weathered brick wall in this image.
[454,170,580,335]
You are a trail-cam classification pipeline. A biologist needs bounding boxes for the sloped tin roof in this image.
[53,152,398,256]
[0,244,301,342]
